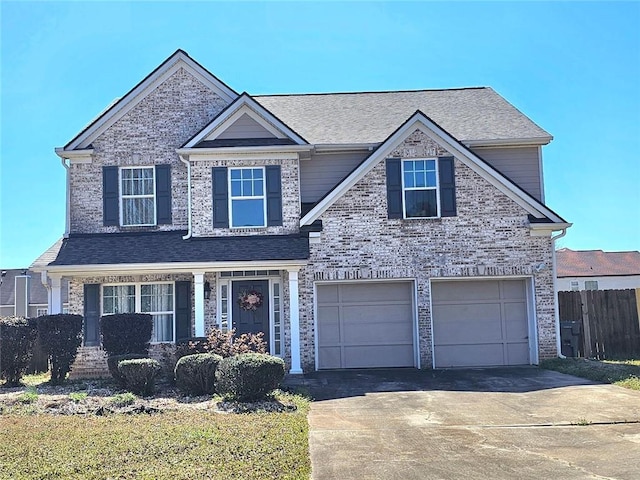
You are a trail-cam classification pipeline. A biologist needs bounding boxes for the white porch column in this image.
[50,275,63,314]
[193,272,205,337]
[288,269,303,374]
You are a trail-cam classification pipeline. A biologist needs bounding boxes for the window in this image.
[402,159,439,218]
[121,167,155,226]
[570,281,579,291]
[585,280,599,291]
[229,168,265,227]
[102,283,175,343]
[36,307,48,317]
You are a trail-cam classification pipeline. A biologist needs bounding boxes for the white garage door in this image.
[316,282,415,369]
[432,279,531,368]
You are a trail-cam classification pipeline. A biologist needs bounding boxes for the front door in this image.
[232,280,270,351]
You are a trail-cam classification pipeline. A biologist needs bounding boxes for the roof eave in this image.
[463,136,553,148]
[177,144,314,156]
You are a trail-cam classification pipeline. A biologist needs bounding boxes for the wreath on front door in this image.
[237,290,264,311]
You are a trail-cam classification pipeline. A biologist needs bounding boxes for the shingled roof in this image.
[255,88,552,145]
[556,249,640,277]
[47,231,309,266]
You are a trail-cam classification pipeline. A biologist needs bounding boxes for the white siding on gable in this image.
[470,146,542,201]
[216,113,277,139]
[300,151,369,203]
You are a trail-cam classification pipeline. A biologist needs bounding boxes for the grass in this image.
[17,386,39,404]
[109,391,137,407]
[0,381,311,480]
[541,357,640,391]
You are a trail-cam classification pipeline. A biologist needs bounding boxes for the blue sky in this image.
[1,1,639,268]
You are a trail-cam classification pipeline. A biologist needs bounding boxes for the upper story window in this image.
[570,281,579,291]
[386,157,456,220]
[403,159,439,218]
[229,167,266,227]
[585,280,599,291]
[103,164,171,228]
[121,167,156,226]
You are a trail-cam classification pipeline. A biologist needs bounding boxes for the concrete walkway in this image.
[288,368,640,480]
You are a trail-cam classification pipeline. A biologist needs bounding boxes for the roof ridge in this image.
[254,87,488,98]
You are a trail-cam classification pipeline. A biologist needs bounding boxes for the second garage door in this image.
[431,279,531,368]
[316,282,415,369]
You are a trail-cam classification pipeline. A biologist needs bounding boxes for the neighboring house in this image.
[557,248,640,291]
[31,50,570,374]
[0,264,69,318]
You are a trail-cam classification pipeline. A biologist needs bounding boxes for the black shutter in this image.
[265,165,283,226]
[155,164,172,224]
[212,167,229,228]
[175,281,192,341]
[102,166,119,226]
[83,284,100,346]
[438,156,456,217]
[385,158,403,219]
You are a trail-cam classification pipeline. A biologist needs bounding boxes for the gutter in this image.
[179,154,192,240]
[551,227,569,359]
[176,144,314,156]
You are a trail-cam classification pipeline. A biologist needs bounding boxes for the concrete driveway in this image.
[288,368,640,480]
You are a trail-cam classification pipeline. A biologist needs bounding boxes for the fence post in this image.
[580,290,593,358]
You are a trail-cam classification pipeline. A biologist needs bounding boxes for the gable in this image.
[181,93,307,150]
[215,113,277,140]
[301,110,568,227]
[63,50,238,151]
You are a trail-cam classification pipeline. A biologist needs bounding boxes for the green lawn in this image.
[0,393,310,480]
[541,357,640,391]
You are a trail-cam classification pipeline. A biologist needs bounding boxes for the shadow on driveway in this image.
[285,366,596,400]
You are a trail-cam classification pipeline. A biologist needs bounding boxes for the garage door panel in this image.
[502,280,526,300]
[435,344,505,368]
[506,342,530,365]
[504,302,528,341]
[432,279,530,368]
[431,280,500,302]
[317,306,340,344]
[339,282,412,303]
[344,345,415,368]
[432,304,503,343]
[318,347,341,369]
[317,282,414,369]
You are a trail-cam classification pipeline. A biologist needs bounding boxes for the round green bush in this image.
[107,354,148,386]
[117,358,162,396]
[174,353,222,395]
[215,353,286,401]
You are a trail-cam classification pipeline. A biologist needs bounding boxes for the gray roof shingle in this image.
[255,88,551,145]
[48,231,309,266]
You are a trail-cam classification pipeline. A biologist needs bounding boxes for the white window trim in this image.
[120,166,157,227]
[216,273,283,357]
[36,307,49,317]
[401,158,441,219]
[101,281,175,344]
[228,166,267,228]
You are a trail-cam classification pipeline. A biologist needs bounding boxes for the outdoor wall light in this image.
[204,281,211,300]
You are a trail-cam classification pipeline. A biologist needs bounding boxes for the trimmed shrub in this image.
[206,328,267,358]
[117,358,162,396]
[107,354,148,386]
[174,353,222,395]
[37,314,83,383]
[175,337,209,359]
[101,313,153,357]
[0,316,38,386]
[216,353,285,401]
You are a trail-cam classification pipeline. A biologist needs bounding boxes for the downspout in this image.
[179,154,192,240]
[61,157,70,238]
[551,228,568,358]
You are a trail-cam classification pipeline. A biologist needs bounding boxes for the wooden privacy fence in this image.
[558,289,640,359]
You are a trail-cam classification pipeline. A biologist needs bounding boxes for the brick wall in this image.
[69,67,228,234]
[190,156,301,237]
[299,129,556,371]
